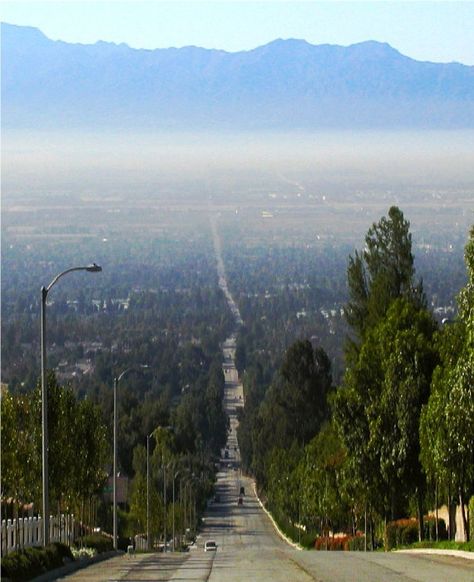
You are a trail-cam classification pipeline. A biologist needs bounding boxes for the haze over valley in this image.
[2,10,474,580]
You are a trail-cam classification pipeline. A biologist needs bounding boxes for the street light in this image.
[182,471,196,537]
[145,426,169,551]
[144,424,174,553]
[113,365,149,550]
[41,263,102,546]
[146,431,153,551]
[163,460,172,552]
[172,469,180,552]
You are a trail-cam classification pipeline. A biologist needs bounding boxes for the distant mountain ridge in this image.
[2,22,474,129]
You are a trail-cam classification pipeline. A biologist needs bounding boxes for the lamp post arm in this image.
[45,264,102,294]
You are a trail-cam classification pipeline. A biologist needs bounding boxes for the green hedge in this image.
[423,516,447,541]
[385,517,447,550]
[315,536,346,551]
[1,542,73,582]
[348,534,366,551]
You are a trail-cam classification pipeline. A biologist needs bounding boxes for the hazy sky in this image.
[2,1,474,65]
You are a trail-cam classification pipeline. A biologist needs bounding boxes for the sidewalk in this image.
[396,548,474,561]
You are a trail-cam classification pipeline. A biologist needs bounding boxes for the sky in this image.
[1,1,474,65]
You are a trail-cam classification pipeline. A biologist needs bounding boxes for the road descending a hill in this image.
[59,218,473,581]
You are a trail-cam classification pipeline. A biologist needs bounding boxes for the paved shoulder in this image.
[293,549,474,582]
[57,552,189,581]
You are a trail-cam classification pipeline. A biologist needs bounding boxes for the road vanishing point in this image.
[58,219,473,581]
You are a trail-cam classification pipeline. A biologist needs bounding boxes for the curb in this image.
[31,550,122,581]
[396,548,474,561]
[252,482,302,551]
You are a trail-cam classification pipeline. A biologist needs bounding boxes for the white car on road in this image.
[204,540,217,552]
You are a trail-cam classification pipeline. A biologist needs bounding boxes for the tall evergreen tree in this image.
[336,208,435,535]
[345,206,424,346]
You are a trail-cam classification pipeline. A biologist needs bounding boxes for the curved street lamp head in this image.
[116,364,150,383]
[86,263,102,272]
[45,263,103,293]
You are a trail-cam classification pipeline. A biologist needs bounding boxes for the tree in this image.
[336,208,435,537]
[421,227,474,541]
[345,206,423,345]
[129,444,162,539]
[73,398,109,506]
[277,339,332,445]
[335,298,437,532]
[30,375,78,513]
[301,423,349,536]
[1,388,40,528]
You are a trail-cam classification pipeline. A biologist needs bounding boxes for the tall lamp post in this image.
[113,366,149,550]
[145,426,173,552]
[163,461,170,552]
[146,430,156,551]
[172,469,180,552]
[41,263,102,546]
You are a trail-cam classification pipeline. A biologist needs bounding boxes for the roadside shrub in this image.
[50,541,74,562]
[71,547,97,559]
[400,522,418,545]
[348,534,366,551]
[1,542,73,581]
[315,535,351,551]
[299,530,318,549]
[386,521,400,550]
[76,533,113,554]
[386,519,416,549]
[423,516,447,541]
[386,517,447,550]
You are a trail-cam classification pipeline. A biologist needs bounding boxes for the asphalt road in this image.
[60,335,473,581]
[167,342,474,582]
[60,249,473,581]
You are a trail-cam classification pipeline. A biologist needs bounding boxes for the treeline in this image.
[225,244,351,385]
[1,340,229,545]
[126,364,227,545]
[224,229,466,393]
[237,207,474,547]
[1,234,231,543]
[1,235,233,392]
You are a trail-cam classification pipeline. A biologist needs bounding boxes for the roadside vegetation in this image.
[1,235,232,554]
[1,542,74,582]
[1,206,472,560]
[237,208,474,550]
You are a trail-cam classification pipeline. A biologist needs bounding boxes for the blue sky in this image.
[2,1,473,65]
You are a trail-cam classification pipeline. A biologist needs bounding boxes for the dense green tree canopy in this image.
[345,206,424,345]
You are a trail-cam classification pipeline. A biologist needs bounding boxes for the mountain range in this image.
[2,22,474,130]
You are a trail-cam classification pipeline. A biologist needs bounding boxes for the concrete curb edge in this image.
[252,482,302,551]
[395,548,474,561]
[31,549,122,581]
